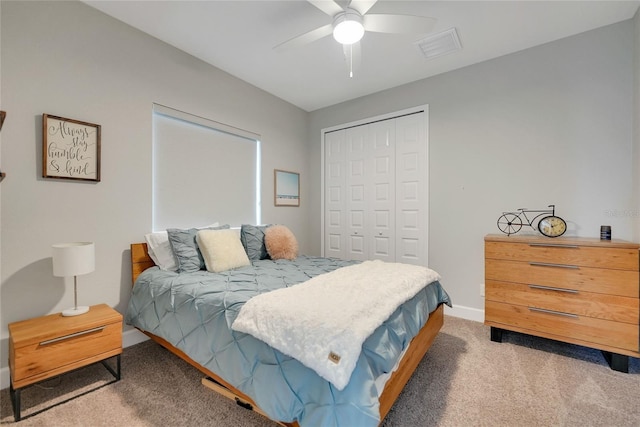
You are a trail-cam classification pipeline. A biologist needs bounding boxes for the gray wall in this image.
[309,20,636,316]
[635,8,640,242]
[0,1,310,369]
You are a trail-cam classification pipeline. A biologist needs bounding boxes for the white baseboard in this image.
[0,329,149,391]
[123,327,150,347]
[0,365,8,391]
[444,304,485,323]
[1,308,483,390]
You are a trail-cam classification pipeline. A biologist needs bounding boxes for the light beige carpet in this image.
[1,316,638,426]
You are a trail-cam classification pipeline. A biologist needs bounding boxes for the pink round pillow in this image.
[264,225,298,260]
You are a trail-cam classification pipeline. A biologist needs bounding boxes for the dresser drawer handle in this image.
[528,307,578,318]
[39,326,105,346]
[529,284,578,294]
[529,262,579,269]
[529,243,579,249]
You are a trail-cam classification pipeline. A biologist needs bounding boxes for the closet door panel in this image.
[324,131,346,259]
[395,113,427,266]
[345,126,369,261]
[369,120,396,261]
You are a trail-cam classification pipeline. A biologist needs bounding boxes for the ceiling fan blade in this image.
[363,14,437,35]
[343,41,362,78]
[273,24,334,52]
[349,0,378,16]
[307,0,344,16]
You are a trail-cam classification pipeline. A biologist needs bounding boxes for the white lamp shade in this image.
[52,242,95,277]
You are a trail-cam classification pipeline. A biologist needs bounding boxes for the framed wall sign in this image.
[42,114,101,182]
[274,169,300,207]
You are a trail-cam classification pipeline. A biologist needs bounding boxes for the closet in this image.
[323,108,428,265]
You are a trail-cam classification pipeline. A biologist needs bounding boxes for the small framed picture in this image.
[42,114,101,182]
[274,169,300,207]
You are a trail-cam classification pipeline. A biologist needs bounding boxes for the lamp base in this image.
[62,306,90,317]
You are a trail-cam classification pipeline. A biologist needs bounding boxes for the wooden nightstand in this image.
[8,304,123,421]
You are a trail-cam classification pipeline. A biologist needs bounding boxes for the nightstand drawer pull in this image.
[529,284,579,294]
[528,307,578,318]
[529,243,579,249]
[529,262,579,269]
[39,326,105,346]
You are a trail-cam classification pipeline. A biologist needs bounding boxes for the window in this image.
[152,104,260,230]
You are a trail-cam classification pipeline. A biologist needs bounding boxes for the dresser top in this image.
[484,233,639,249]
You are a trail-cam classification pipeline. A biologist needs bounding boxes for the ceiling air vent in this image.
[415,28,462,60]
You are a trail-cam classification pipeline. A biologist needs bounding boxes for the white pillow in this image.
[196,229,251,273]
[145,222,218,271]
[145,231,176,271]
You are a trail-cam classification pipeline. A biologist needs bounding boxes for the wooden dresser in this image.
[484,234,639,372]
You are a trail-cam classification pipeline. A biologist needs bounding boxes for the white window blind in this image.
[152,104,260,230]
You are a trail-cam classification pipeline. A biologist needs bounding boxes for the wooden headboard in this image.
[131,243,155,285]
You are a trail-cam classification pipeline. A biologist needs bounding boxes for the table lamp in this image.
[52,242,95,316]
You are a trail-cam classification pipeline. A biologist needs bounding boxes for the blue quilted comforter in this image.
[125,256,451,426]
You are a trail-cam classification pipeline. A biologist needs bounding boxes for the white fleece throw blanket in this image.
[231,260,441,390]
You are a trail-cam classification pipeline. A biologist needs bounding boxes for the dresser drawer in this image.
[486,280,639,324]
[11,322,122,383]
[485,300,639,351]
[486,259,639,297]
[485,241,639,270]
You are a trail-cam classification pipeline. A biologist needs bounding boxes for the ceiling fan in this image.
[274,0,437,77]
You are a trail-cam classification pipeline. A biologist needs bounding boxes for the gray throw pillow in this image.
[240,224,271,261]
[167,224,230,272]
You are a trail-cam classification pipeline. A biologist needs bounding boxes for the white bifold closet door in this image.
[395,113,428,265]
[323,110,428,265]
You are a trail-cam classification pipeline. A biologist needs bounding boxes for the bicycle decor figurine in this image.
[496,204,567,237]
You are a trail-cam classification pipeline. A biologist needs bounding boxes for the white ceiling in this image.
[84,1,640,112]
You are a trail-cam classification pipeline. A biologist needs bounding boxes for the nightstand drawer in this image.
[11,322,121,384]
[485,300,638,351]
[485,241,638,270]
[486,280,639,324]
[485,259,639,297]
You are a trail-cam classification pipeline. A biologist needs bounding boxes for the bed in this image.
[127,241,450,426]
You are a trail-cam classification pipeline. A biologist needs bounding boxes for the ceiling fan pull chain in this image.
[349,44,354,78]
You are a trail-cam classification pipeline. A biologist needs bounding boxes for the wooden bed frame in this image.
[130,242,444,426]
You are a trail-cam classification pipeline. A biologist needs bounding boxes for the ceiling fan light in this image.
[333,20,364,44]
[333,9,364,45]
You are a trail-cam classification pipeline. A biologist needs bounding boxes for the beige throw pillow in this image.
[196,229,251,273]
